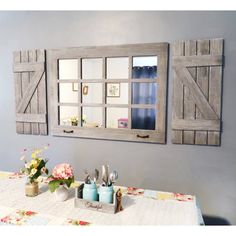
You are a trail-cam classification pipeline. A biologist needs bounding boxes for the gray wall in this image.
[0,11,236,225]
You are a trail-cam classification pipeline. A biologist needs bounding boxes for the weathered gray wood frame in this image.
[13,49,48,135]
[48,43,168,143]
[171,38,224,146]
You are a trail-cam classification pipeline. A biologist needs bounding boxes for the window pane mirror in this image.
[82,83,102,104]
[59,83,78,103]
[131,108,156,130]
[132,83,157,104]
[106,108,128,129]
[82,58,102,79]
[82,107,102,128]
[59,59,78,80]
[49,43,168,143]
[106,57,129,79]
[59,106,78,126]
[106,83,128,104]
[132,56,157,79]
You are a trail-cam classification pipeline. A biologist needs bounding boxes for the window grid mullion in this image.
[128,56,132,129]
[102,57,106,128]
[78,58,82,127]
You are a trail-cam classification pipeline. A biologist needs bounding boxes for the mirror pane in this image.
[59,106,78,126]
[132,56,157,79]
[82,83,102,104]
[131,108,156,130]
[59,59,78,80]
[106,57,129,79]
[82,107,102,128]
[59,83,78,103]
[106,108,128,129]
[132,83,157,104]
[106,83,128,104]
[82,58,102,79]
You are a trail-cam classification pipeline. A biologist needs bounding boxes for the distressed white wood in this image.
[21,50,31,134]
[13,51,24,134]
[13,49,48,135]
[13,62,44,72]
[16,114,46,123]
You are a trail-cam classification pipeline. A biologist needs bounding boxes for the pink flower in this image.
[52,163,74,180]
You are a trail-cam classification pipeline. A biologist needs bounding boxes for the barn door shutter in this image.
[13,49,48,135]
[172,38,224,146]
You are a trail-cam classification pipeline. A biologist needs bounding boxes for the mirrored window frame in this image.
[48,43,168,143]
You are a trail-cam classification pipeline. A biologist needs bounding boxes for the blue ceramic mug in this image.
[98,185,114,204]
[83,183,98,201]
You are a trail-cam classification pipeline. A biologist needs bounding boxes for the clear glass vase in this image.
[25,179,39,197]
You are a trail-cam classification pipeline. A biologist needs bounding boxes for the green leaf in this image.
[48,180,60,193]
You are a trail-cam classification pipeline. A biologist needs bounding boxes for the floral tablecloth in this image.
[0,171,204,225]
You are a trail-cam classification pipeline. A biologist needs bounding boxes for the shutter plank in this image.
[195,40,210,145]
[13,51,24,134]
[183,40,196,144]
[29,50,39,135]
[208,39,223,145]
[172,41,184,144]
[174,67,218,120]
[172,119,220,131]
[21,50,31,134]
[37,49,47,135]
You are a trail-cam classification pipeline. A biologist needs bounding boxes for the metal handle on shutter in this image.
[137,134,149,139]
[63,130,74,134]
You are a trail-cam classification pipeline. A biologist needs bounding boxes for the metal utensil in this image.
[84,169,90,184]
[93,169,99,183]
[108,171,118,186]
[102,165,109,186]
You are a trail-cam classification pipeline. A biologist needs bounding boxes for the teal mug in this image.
[83,183,98,201]
[98,185,114,204]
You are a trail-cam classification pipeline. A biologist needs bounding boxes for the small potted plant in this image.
[70,116,78,126]
[20,145,49,197]
[48,163,74,201]
[82,169,99,201]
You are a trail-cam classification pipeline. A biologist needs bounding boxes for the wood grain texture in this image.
[13,49,47,135]
[37,49,47,135]
[29,50,39,134]
[172,119,220,131]
[183,40,196,144]
[208,39,223,145]
[172,41,184,144]
[173,55,222,67]
[174,67,218,120]
[13,51,24,134]
[48,43,168,143]
[195,40,210,145]
[172,38,223,146]
[21,50,31,134]
[16,114,46,123]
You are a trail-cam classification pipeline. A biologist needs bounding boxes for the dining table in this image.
[0,171,204,225]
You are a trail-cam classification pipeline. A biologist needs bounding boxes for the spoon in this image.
[93,169,99,183]
[108,171,118,186]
